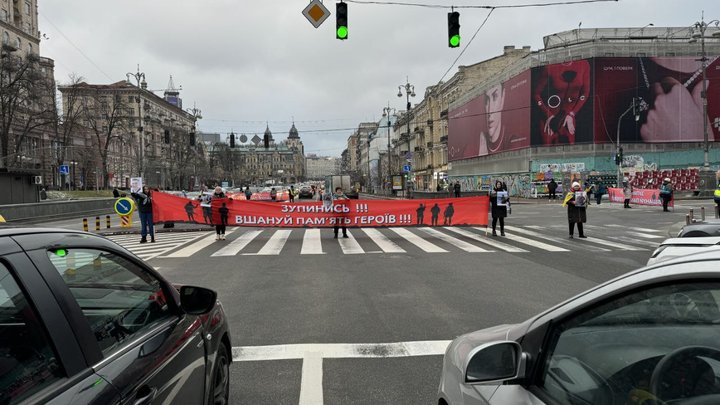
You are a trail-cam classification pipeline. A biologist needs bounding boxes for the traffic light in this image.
[230,132,236,148]
[263,133,270,149]
[189,131,196,146]
[164,129,170,144]
[448,11,460,48]
[336,2,348,40]
[615,147,623,165]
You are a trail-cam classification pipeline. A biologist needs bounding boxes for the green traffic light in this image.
[450,35,460,47]
[337,26,348,39]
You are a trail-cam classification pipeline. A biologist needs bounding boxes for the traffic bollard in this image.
[716,205,720,219]
[689,209,694,223]
[95,216,100,231]
[82,218,88,232]
[106,215,111,229]
[686,214,691,226]
[701,207,706,222]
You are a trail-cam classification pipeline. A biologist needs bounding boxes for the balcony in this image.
[440,135,448,143]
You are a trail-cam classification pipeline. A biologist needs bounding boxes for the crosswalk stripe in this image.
[162,230,234,258]
[212,230,263,256]
[605,224,662,233]
[361,228,405,253]
[499,230,570,252]
[444,227,528,253]
[338,231,364,254]
[582,236,646,251]
[615,236,661,248]
[503,226,594,252]
[253,230,292,255]
[419,228,489,252]
[390,228,447,253]
[626,231,664,239]
[301,229,325,255]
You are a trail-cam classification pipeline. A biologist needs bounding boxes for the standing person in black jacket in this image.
[489,181,509,236]
[212,186,227,240]
[131,185,155,243]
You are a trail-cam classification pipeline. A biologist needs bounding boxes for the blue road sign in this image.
[59,165,70,175]
[403,165,411,172]
[114,197,135,216]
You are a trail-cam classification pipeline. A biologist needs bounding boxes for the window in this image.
[0,262,64,403]
[24,1,30,15]
[2,31,8,45]
[46,249,174,356]
[541,282,720,405]
[1,9,7,22]
[15,37,20,49]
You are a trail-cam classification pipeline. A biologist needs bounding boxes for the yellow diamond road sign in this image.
[303,0,331,28]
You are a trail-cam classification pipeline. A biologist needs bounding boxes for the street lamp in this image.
[398,77,415,195]
[689,15,720,189]
[616,97,648,186]
[126,66,147,180]
[382,103,396,195]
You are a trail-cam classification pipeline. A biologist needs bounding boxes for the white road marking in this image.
[605,224,663,233]
[298,352,323,405]
[161,230,234,258]
[338,231,364,254]
[390,228,447,253]
[444,227,527,252]
[301,229,324,255]
[361,228,406,253]
[616,236,661,248]
[500,226,573,252]
[419,228,489,252]
[626,231,664,239]
[211,230,263,256]
[232,340,452,361]
[583,236,646,251]
[254,230,292,255]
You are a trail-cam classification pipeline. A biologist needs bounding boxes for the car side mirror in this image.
[179,286,217,315]
[464,341,526,384]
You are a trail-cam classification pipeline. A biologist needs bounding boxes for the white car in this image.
[647,236,720,265]
[438,250,720,405]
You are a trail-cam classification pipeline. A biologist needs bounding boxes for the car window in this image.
[541,282,720,405]
[46,248,174,357]
[0,261,65,404]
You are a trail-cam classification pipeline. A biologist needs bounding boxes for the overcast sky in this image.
[38,0,716,157]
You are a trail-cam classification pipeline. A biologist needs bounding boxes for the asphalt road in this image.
[43,198,714,404]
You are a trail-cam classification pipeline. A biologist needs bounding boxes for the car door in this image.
[26,244,208,405]
[0,244,120,405]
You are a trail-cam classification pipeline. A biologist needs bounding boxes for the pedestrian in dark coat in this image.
[489,181,509,236]
[659,178,673,212]
[131,185,155,243]
[112,187,120,198]
[563,181,587,239]
[453,182,461,198]
[547,179,557,200]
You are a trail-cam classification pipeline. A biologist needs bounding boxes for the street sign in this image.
[114,197,135,216]
[59,165,69,175]
[403,165,411,172]
[302,0,330,28]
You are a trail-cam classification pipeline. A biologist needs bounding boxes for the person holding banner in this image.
[131,185,155,244]
[332,187,348,238]
[659,178,673,212]
[489,181,509,236]
[212,186,227,240]
[563,181,587,239]
[623,181,633,208]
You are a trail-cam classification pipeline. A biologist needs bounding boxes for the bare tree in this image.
[51,74,85,187]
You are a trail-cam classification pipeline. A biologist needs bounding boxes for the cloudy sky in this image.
[38,0,716,156]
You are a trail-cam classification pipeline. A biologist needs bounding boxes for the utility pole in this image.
[126,66,147,179]
[398,77,415,196]
[382,103,396,195]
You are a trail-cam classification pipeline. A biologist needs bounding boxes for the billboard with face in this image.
[531,60,594,146]
[594,56,720,144]
[448,70,530,161]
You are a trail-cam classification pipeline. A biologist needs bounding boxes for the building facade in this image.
[306,154,340,180]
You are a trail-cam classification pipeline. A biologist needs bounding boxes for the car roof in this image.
[659,236,720,246]
[0,226,89,238]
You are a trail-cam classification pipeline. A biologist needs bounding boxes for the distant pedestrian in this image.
[212,186,227,240]
[595,181,606,205]
[623,182,633,208]
[270,187,277,202]
[416,203,426,225]
[489,181,509,236]
[714,182,720,213]
[443,203,455,225]
[112,187,120,198]
[584,182,594,205]
[332,187,348,238]
[289,185,296,203]
[131,185,155,243]
[659,178,673,212]
[563,182,587,239]
[430,203,440,226]
[547,179,557,200]
[39,187,47,200]
[244,186,252,201]
[453,181,461,198]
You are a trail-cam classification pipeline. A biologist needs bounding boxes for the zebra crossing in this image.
[104,225,665,260]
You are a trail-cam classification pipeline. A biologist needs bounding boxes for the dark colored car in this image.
[677,218,720,237]
[298,186,313,199]
[0,228,231,405]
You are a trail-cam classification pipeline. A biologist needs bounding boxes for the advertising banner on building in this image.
[531,60,593,146]
[607,187,674,207]
[152,192,490,227]
[448,71,531,161]
[594,56,720,144]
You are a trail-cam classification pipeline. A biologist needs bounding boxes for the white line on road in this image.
[254,230,292,255]
[626,231,664,239]
[499,226,571,252]
[298,352,323,405]
[583,236,646,251]
[616,236,661,248]
[212,230,263,256]
[420,228,489,252]
[338,231,364,254]
[390,228,447,253]
[444,227,527,252]
[301,229,325,255]
[361,228,405,253]
[161,230,234,258]
[605,224,663,233]
[232,340,452,361]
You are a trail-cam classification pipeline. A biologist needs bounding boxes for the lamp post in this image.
[615,97,648,187]
[398,77,415,196]
[126,66,147,179]
[382,103,396,195]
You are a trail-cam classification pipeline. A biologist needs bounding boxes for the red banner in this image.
[152,192,489,227]
[607,187,674,207]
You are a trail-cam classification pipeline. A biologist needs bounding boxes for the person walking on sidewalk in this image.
[547,179,558,200]
[659,178,673,212]
[332,187,348,238]
[453,181,461,198]
[489,180,509,236]
[212,186,227,240]
[131,185,155,243]
[563,181,587,239]
[623,181,633,208]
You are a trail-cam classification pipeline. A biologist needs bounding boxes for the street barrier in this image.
[701,207,706,222]
[120,215,132,228]
[82,218,88,232]
[106,215,111,229]
[95,217,100,231]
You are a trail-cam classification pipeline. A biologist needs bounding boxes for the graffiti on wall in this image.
[449,173,533,198]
